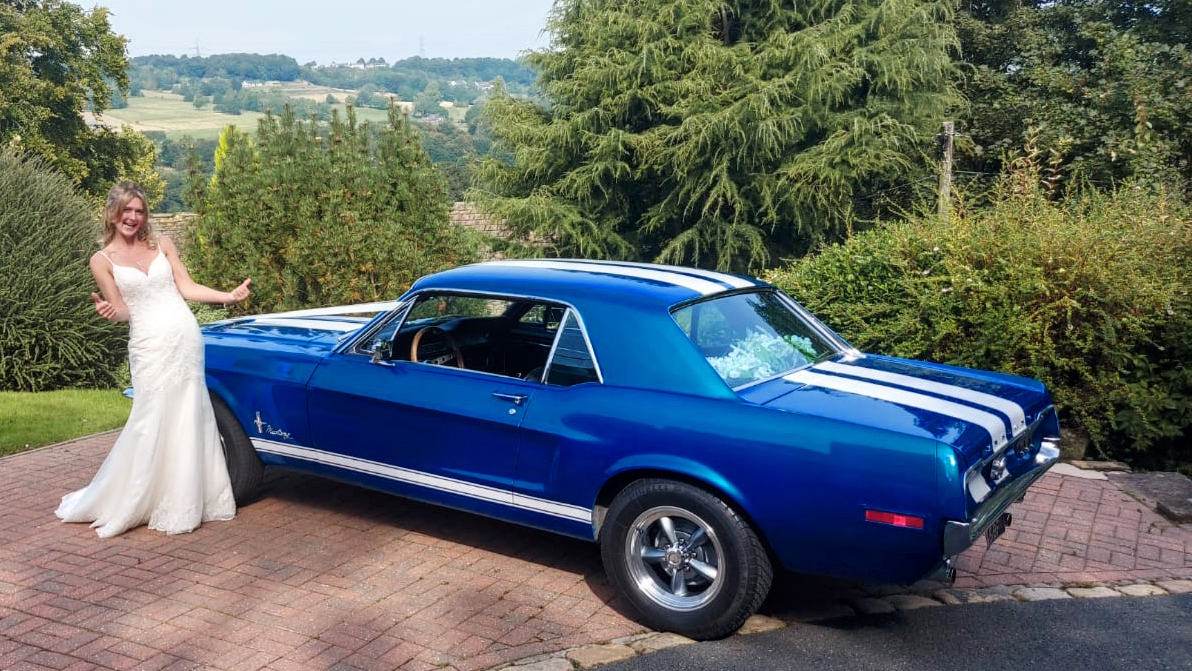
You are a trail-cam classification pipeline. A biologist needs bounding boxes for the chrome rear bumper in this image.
[942,437,1060,557]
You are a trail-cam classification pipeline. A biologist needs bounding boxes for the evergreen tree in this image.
[186,106,484,313]
[473,0,959,271]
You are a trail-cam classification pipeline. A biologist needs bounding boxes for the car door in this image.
[305,297,538,515]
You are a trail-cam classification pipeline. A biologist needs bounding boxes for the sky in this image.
[89,0,556,64]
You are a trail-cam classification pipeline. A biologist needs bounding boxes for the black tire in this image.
[600,479,773,640]
[210,395,264,505]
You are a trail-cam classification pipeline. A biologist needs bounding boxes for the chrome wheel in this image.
[624,505,725,611]
[602,479,772,639]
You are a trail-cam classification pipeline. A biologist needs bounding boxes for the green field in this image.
[95,88,460,140]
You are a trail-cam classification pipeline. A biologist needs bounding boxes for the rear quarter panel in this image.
[516,384,947,584]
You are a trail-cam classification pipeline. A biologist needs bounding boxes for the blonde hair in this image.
[101,181,156,248]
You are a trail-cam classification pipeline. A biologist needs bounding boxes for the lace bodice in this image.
[108,251,205,394]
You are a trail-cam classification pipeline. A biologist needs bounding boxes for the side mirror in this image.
[370,340,392,365]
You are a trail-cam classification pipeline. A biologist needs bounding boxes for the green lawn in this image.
[0,390,130,457]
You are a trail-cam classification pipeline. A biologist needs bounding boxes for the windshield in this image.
[672,291,841,388]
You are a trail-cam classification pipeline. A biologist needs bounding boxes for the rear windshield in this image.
[672,291,839,388]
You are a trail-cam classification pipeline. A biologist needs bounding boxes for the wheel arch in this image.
[592,467,777,563]
[205,374,240,417]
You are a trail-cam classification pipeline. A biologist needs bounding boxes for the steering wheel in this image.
[410,326,465,368]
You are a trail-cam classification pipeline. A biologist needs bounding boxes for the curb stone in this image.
[1156,579,1192,594]
[494,580,1188,670]
[1117,583,1168,596]
[1066,586,1121,598]
[1013,586,1072,600]
[565,644,637,669]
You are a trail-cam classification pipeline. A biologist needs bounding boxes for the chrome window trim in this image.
[344,298,415,356]
[774,290,855,354]
[344,287,604,385]
[538,307,604,385]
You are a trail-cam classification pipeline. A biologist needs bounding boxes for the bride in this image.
[56,181,251,538]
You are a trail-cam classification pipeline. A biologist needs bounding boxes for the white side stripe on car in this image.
[815,361,1027,436]
[784,369,1013,450]
[253,439,593,524]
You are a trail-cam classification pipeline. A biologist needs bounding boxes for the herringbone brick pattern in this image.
[2,432,1189,670]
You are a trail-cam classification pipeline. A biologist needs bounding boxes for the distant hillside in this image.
[115,53,531,211]
[129,53,538,104]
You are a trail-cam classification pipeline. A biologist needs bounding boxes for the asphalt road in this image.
[599,594,1192,671]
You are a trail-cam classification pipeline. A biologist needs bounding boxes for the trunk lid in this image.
[741,353,1054,467]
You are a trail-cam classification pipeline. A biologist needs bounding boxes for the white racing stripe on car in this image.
[253,439,593,524]
[212,302,398,327]
[570,259,758,290]
[784,370,1011,449]
[816,361,1027,435]
[493,259,730,295]
[246,318,363,332]
[258,301,399,319]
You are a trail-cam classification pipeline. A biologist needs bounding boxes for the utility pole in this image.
[938,121,954,220]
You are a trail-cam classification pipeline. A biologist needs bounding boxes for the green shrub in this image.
[0,150,126,391]
[765,173,1191,471]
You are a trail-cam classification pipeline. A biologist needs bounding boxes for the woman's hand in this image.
[226,278,252,304]
[91,292,121,321]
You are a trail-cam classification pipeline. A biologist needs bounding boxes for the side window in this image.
[353,302,412,356]
[407,295,503,321]
[544,310,600,386]
[519,304,564,332]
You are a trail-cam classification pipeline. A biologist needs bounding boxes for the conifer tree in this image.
[474,0,959,271]
[186,106,483,313]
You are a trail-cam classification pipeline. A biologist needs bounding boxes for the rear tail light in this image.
[865,509,925,529]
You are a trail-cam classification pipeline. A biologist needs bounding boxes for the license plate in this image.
[984,512,1012,546]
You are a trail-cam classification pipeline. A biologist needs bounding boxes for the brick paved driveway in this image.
[2,432,1190,670]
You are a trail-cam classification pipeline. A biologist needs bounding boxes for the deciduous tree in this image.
[0,0,156,196]
[955,0,1192,191]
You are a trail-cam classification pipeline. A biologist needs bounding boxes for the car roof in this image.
[410,259,769,309]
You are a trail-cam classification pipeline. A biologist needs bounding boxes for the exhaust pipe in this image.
[928,558,957,584]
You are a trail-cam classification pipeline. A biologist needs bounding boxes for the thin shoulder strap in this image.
[97,251,115,267]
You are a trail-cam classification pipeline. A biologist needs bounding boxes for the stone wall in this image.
[150,213,197,245]
[450,201,511,240]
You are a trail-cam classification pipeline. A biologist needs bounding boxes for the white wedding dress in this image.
[56,251,236,538]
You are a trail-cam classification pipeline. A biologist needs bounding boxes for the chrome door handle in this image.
[492,392,528,406]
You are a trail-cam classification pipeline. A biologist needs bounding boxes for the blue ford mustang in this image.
[203,259,1060,639]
